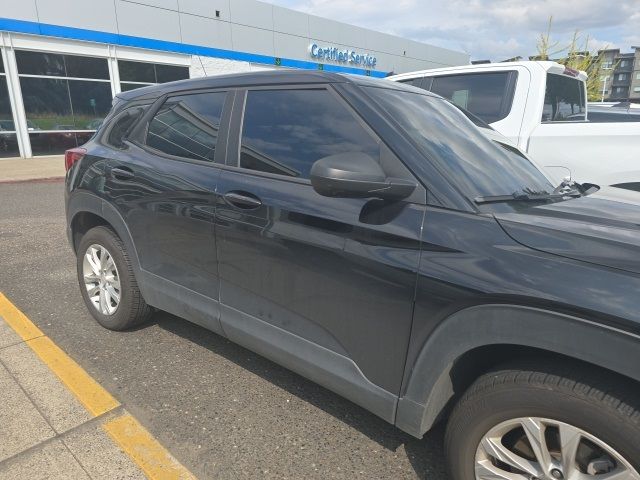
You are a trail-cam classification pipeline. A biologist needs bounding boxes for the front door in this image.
[215,86,425,396]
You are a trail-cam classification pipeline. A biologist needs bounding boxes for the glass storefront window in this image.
[68,80,112,129]
[156,64,190,83]
[120,82,153,92]
[30,131,93,156]
[20,77,112,130]
[0,77,14,127]
[15,51,109,79]
[119,60,156,83]
[20,77,73,130]
[0,71,18,157]
[9,48,190,156]
[64,55,109,80]
[118,60,189,86]
[0,133,20,157]
[17,48,113,137]
[16,50,66,76]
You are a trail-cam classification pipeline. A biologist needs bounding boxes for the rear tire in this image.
[76,226,152,330]
[445,361,640,479]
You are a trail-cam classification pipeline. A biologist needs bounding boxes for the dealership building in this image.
[0,0,469,158]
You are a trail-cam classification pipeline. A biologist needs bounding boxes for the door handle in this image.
[111,166,135,180]
[223,191,262,209]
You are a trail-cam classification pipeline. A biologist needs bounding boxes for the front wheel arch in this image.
[395,304,640,438]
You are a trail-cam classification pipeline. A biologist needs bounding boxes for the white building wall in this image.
[0,0,471,157]
[0,0,469,75]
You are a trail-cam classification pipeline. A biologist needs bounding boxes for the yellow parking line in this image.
[0,291,44,341]
[28,335,120,416]
[103,414,197,480]
[0,291,197,478]
[0,292,119,416]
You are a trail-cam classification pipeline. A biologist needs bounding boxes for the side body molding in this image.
[395,304,640,438]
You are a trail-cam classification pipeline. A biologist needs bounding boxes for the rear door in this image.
[103,89,232,332]
[214,85,426,401]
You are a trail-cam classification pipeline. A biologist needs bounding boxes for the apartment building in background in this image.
[598,47,640,102]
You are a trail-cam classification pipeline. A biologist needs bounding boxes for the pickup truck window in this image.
[542,73,586,122]
[366,86,553,200]
[398,78,425,89]
[429,72,516,124]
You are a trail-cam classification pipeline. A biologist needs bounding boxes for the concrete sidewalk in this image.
[0,293,196,480]
[0,156,65,183]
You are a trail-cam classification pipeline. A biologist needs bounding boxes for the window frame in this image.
[132,87,233,167]
[426,70,518,124]
[224,83,389,186]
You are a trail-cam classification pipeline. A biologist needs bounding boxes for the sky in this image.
[264,0,640,61]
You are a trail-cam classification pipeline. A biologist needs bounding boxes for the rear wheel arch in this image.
[395,304,640,438]
[68,192,140,263]
[71,211,110,251]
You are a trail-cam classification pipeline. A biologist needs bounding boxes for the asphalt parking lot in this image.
[0,179,447,479]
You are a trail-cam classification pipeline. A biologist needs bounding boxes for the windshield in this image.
[365,86,554,199]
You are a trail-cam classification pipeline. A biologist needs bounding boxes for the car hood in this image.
[494,186,640,274]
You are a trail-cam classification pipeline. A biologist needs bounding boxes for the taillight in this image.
[64,147,87,171]
[563,67,579,77]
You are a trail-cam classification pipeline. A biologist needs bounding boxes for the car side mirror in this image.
[310,152,416,201]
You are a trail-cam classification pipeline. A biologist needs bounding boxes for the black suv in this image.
[65,71,640,478]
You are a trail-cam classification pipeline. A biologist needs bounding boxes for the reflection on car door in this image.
[104,90,230,333]
[215,87,425,407]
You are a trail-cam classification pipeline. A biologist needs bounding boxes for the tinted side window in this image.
[107,106,147,149]
[430,72,514,123]
[240,89,379,179]
[146,91,226,162]
[542,74,586,122]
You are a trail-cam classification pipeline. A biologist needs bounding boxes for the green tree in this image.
[535,17,611,101]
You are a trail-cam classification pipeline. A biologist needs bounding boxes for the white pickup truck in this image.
[389,61,640,190]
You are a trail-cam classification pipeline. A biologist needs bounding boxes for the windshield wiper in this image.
[474,191,579,205]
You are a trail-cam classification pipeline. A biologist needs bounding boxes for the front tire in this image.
[445,361,640,480]
[76,226,152,330]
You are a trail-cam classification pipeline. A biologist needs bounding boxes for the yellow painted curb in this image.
[0,291,197,478]
[104,414,197,480]
[27,335,120,416]
[0,291,44,341]
[0,292,119,416]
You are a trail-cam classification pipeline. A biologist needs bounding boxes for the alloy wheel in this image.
[82,244,121,316]
[476,417,640,480]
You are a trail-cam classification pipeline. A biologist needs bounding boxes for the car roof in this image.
[116,69,434,102]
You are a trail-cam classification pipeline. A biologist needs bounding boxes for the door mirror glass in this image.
[310,153,416,201]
